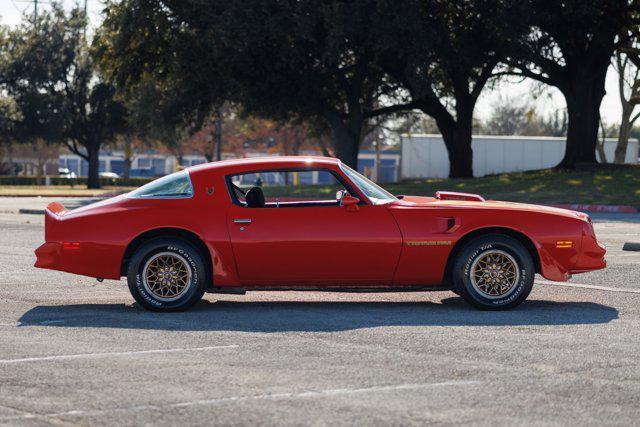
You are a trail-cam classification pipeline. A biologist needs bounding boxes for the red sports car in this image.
[35,156,606,311]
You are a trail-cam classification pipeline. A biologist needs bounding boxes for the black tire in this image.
[452,234,534,310]
[127,238,207,311]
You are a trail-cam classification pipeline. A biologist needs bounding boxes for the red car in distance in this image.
[35,156,606,311]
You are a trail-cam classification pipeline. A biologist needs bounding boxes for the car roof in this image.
[187,156,342,176]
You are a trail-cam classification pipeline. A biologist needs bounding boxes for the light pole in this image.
[214,107,222,161]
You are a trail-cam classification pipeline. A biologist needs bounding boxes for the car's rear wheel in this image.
[126,238,207,311]
[452,234,534,310]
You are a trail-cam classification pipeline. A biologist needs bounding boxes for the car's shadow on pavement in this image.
[18,297,618,332]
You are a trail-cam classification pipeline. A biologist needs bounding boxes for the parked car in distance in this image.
[35,156,606,312]
[58,168,77,179]
[99,172,120,179]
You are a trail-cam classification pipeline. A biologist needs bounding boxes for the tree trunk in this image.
[332,129,359,169]
[447,125,474,178]
[325,112,361,169]
[417,98,474,178]
[123,136,133,182]
[559,71,607,168]
[34,140,44,185]
[86,146,101,189]
[429,106,474,178]
[615,107,633,164]
[7,142,15,175]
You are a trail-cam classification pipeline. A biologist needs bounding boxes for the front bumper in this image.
[572,238,607,273]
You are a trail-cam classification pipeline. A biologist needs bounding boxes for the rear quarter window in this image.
[128,170,194,198]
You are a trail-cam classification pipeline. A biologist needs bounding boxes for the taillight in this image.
[62,242,80,250]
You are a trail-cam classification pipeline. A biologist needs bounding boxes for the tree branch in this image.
[471,60,498,100]
[363,101,418,119]
[494,68,554,86]
[65,139,88,161]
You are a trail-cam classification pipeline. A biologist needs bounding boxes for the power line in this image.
[9,0,33,16]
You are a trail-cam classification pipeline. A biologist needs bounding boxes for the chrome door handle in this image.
[234,218,252,224]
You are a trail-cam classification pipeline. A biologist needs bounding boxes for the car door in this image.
[226,169,402,286]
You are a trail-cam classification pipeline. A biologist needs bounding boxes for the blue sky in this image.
[0,0,626,126]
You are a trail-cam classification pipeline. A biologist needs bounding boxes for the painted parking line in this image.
[0,380,481,421]
[537,280,640,294]
[0,345,238,364]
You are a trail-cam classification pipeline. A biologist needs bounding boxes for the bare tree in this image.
[484,95,531,135]
[614,33,640,164]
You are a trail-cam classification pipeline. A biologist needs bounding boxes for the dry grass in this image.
[0,186,135,197]
[384,166,640,206]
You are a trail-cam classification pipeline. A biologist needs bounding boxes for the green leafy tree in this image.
[2,4,127,188]
[0,96,23,175]
[97,0,414,169]
[64,52,128,188]
[506,0,639,168]
[0,8,71,181]
[376,0,525,177]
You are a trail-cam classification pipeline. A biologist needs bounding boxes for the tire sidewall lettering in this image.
[462,241,529,307]
[134,244,199,308]
[135,273,163,306]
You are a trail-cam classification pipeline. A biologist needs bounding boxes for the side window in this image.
[128,170,194,198]
[229,170,348,207]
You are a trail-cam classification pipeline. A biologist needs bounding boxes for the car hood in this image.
[393,195,586,220]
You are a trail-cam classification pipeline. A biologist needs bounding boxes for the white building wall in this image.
[401,135,639,179]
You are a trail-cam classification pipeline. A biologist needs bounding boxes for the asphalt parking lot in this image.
[1,198,640,426]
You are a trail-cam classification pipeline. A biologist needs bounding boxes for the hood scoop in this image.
[435,191,485,202]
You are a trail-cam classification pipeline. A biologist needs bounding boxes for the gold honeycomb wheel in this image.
[470,250,520,299]
[142,252,193,302]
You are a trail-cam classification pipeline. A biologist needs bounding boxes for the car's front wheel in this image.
[126,238,207,311]
[452,234,534,310]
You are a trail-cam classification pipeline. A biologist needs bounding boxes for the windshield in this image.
[340,164,398,205]
[128,170,194,198]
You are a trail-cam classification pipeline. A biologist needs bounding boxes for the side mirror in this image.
[341,195,360,212]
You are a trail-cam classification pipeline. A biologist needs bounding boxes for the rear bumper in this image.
[34,242,62,270]
[34,241,123,280]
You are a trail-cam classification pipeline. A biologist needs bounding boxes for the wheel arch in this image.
[120,227,213,287]
[443,227,541,284]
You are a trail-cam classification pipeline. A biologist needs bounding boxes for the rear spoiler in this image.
[44,202,67,241]
[46,202,68,216]
[435,191,485,202]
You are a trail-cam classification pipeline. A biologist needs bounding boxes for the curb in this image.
[18,209,45,215]
[551,204,638,213]
[623,242,640,252]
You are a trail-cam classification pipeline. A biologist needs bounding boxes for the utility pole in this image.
[214,107,222,161]
[374,129,381,183]
[84,0,88,36]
